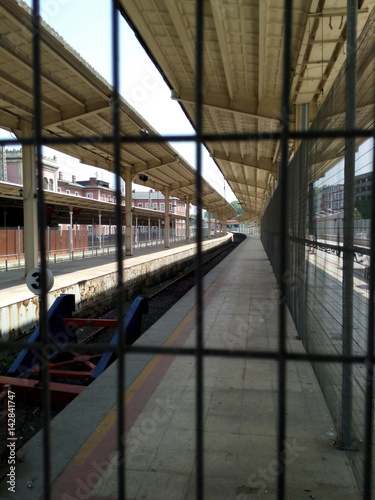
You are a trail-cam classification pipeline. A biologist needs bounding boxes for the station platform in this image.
[0,235,231,340]
[0,236,361,499]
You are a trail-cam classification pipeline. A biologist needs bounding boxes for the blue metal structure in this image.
[91,295,148,380]
[7,294,76,378]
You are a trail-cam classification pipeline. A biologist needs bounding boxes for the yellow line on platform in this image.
[72,305,197,466]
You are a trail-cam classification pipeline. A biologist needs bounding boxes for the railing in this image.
[0,226,211,271]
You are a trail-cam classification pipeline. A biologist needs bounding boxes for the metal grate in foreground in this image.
[0,1,374,499]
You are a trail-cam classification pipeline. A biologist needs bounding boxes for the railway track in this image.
[75,238,241,345]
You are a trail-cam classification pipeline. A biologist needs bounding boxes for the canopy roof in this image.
[119,0,375,219]
[0,0,235,219]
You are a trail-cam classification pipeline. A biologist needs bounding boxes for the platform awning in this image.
[118,0,375,220]
[0,0,235,220]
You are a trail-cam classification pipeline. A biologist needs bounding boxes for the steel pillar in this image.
[164,188,170,248]
[125,169,133,256]
[20,121,38,274]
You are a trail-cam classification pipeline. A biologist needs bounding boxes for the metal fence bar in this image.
[110,2,127,498]
[261,3,375,495]
[363,133,375,499]
[31,0,51,498]
[340,0,357,451]
[2,2,374,497]
[276,1,293,497]
[195,1,204,498]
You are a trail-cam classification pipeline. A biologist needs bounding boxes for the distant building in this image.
[58,174,122,205]
[321,184,344,213]
[132,190,186,215]
[354,172,372,202]
[0,149,189,237]
[0,148,59,188]
[354,171,372,219]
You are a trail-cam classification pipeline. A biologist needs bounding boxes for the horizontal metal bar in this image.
[61,318,117,328]
[0,128,374,149]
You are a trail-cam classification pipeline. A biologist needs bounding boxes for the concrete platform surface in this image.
[0,236,361,499]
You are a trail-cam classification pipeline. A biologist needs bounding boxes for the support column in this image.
[208,205,211,239]
[125,169,133,256]
[21,122,38,274]
[69,206,73,260]
[98,210,102,250]
[164,188,170,248]
[340,0,357,450]
[185,197,190,243]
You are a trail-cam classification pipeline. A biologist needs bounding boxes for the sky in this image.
[315,138,374,188]
[0,0,234,200]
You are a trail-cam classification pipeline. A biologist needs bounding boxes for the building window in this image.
[49,179,54,191]
[160,203,165,211]
[138,203,143,207]
[102,194,106,201]
[86,193,93,199]
[57,187,61,193]
[153,203,157,210]
[75,191,79,196]
[66,189,70,195]
[43,177,48,190]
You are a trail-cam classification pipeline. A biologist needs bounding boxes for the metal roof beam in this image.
[225,176,267,190]
[164,1,195,74]
[0,109,20,130]
[43,101,110,128]
[210,0,234,100]
[0,70,61,113]
[308,8,369,17]
[0,38,87,109]
[172,90,281,124]
[213,151,276,173]
[132,157,176,175]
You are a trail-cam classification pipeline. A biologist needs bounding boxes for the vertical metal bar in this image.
[195,0,204,498]
[362,148,375,498]
[340,0,357,450]
[362,108,375,500]
[47,226,50,262]
[69,209,73,260]
[17,226,21,268]
[31,1,51,498]
[111,1,126,498]
[277,1,293,498]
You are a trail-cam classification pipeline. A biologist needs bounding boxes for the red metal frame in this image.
[61,318,117,328]
[30,352,102,379]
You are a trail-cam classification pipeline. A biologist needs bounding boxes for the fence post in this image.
[17,226,21,269]
[69,208,73,260]
[340,0,357,450]
[47,226,50,263]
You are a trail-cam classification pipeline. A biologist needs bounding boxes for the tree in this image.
[230,200,244,216]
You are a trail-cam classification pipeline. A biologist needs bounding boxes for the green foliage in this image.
[0,352,17,376]
[355,200,371,219]
[230,200,244,215]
